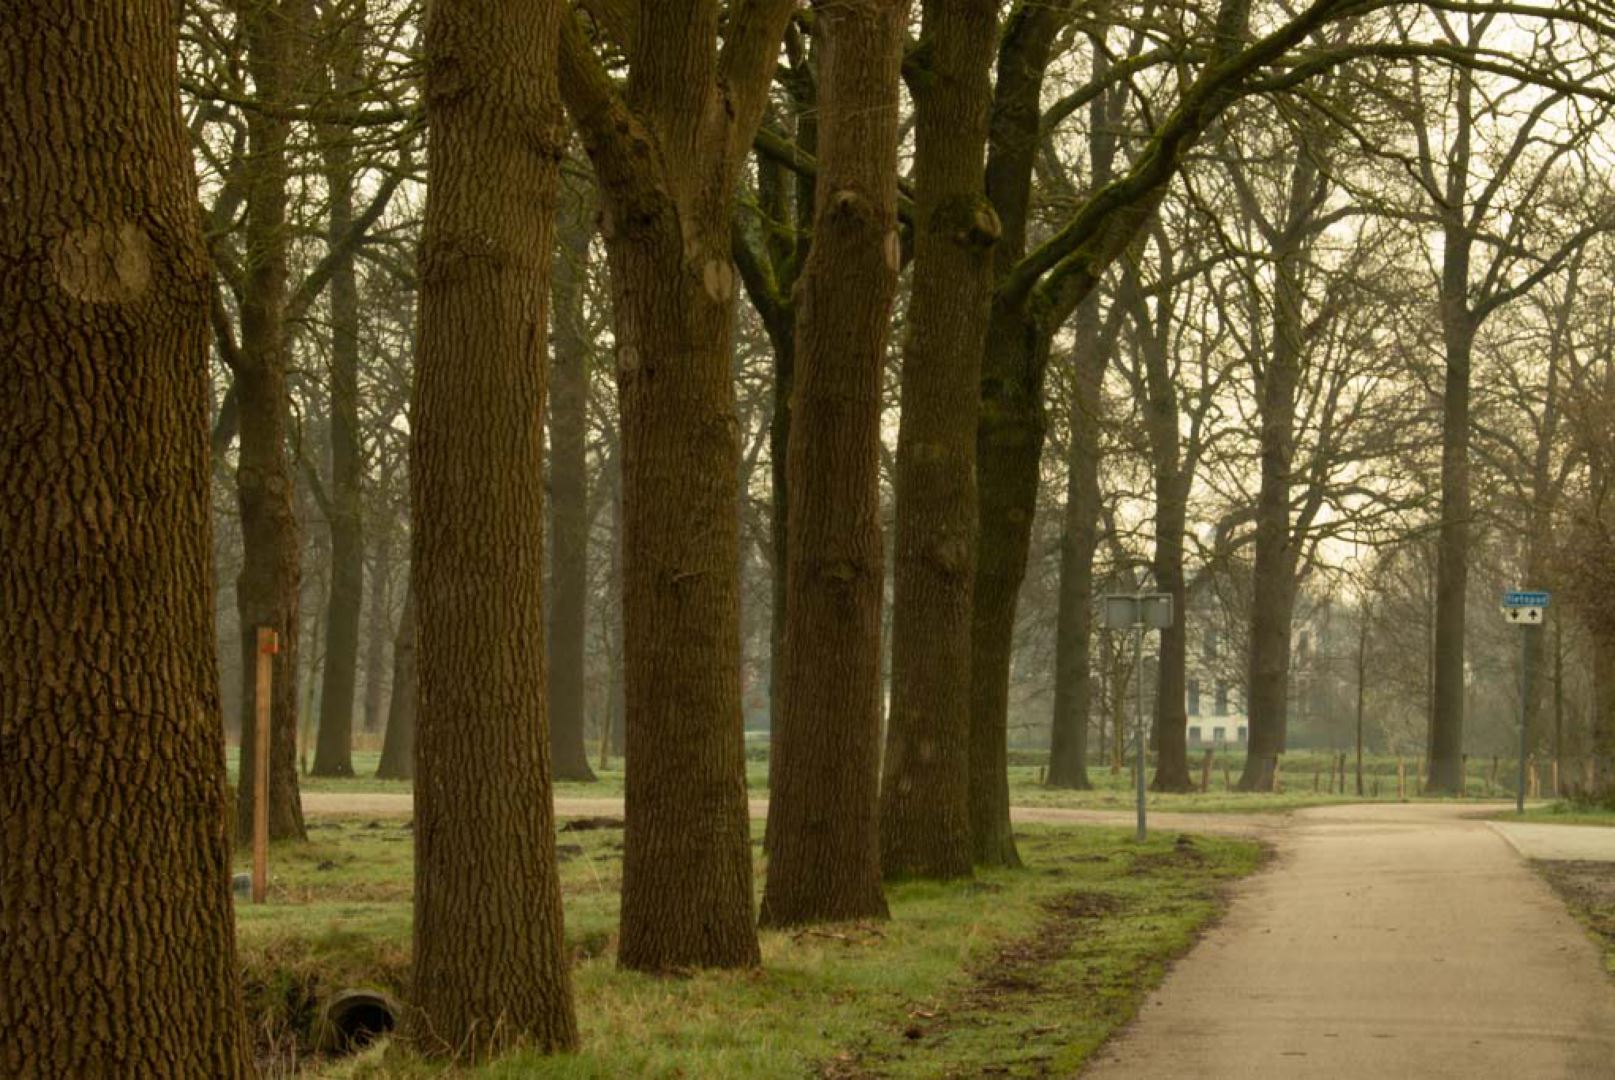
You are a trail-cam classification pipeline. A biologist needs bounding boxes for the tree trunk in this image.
[0,3,253,1071]
[409,0,577,1057]
[547,177,597,783]
[606,454,625,758]
[1044,37,1121,793]
[559,0,795,971]
[362,524,394,734]
[234,0,306,843]
[880,0,1000,882]
[604,216,760,969]
[752,68,814,857]
[375,585,415,780]
[968,316,1039,863]
[1594,628,1615,800]
[312,57,364,777]
[1047,296,1105,790]
[1428,314,1475,793]
[964,0,1075,871]
[1236,144,1313,792]
[760,0,905,928]
[1151,488,1193,791]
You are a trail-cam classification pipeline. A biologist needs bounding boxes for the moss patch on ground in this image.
[234,821,1262,1077]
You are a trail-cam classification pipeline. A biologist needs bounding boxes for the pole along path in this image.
[1081,801,1615,1078]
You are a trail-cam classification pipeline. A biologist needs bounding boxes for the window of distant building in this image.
[1238,725,1248,743]
[1214,726,1226,744]
[1189,726,1201,745]
[1188,678,1200,716]
[1215,680,1229,716]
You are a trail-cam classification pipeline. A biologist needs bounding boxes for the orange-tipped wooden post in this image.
[253,627,278,904]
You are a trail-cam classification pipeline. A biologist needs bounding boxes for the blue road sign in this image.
[1503,590,1550,608]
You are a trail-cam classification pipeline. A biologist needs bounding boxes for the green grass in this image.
[260,743,1523,818]
[1004,749,1522,814]
[1493,801,1615,827]
[228,749,770,800]
[235,819,1261,1077]
[1531,861,1615,977]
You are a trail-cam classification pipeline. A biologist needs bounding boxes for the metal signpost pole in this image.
[1135,614,1146,843]
[1103,591,1172,845]
[1518,624,1530,815]
[1501,589,1548,815]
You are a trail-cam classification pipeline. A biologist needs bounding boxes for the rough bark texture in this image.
[1428,313,1476,793]
[312,51,364,777]
[880,0,1000,882]
[1130,261,1194,793]
[1426,63,1479,796]
[1237,149,1315,792]
[547,179,597,783]
[1044,36,1123,793]
[1595,633,1615,798]
[741,59,814,858]
[966,1,1074,867]
[375,584,415,780]
[560,0,794,970]
[233,0,307,843]
[973,0,1275,815]
[1149,478,1193,792]
[1047,292,1106,790]
[409,0,577,1058]
[362,526,394,734]
[0,3,254,1072]
[759,0,905,928]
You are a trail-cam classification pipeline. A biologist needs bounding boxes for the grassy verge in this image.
[261,746,1521,817]
[1492,801,1615,827]
[1004,751,1520,814]
[235,819,1262,1077]
[1532,861,1615,977]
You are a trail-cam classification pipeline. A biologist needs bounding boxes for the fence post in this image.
[252,626,277,905]
[1397,757,1406,801]
[1200,749,1214,794]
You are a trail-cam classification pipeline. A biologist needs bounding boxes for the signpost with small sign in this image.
[1501,590,1549,814]
[1101,592,1174,842]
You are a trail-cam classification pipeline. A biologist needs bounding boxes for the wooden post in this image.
[253,627,277,905]
[1528,759,1540,800]
[1490,755,1499,795]
[1417,756,1425,796]
[1551,759,1560,799]
[1397,757,1406,801]
[1200,749,1214,794]
[1273,758,1283,794]
[1313,768,1320,793]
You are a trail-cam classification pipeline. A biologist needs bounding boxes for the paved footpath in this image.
[1082,802,1615,1079]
